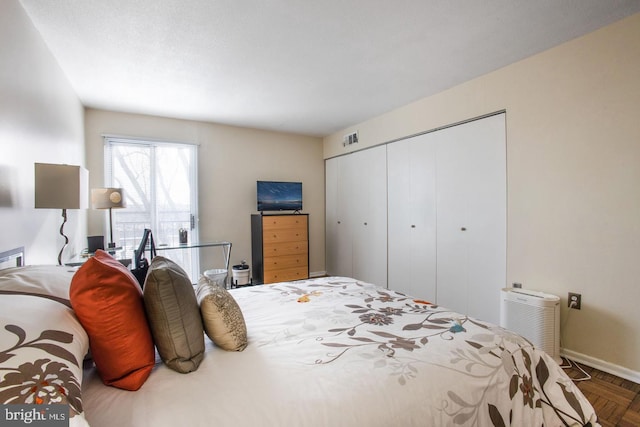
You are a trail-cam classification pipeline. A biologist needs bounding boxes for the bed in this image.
[0,247,598,426]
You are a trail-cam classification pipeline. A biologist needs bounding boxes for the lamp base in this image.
[58,208,69,266]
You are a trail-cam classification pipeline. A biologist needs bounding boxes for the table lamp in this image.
[34,163,89,265]
[91,188,126,250]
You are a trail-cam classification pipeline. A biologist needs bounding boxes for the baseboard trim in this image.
[309,271,327,278]
[561,348,640,384]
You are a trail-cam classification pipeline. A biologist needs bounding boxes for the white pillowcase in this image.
[0,265,76,306]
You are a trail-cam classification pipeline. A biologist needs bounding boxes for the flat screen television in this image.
[257,181,302,212]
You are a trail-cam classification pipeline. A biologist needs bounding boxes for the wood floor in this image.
[564,360,640,426]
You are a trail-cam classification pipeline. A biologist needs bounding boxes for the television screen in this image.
[257,181,302,212]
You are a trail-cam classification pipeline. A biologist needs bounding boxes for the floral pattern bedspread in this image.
[81,276,598,427]
[238,277,597,427]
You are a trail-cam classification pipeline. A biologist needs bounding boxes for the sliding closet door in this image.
[387,134,437,300]
[435,113,506,324]
[328,114,505,320]
[325,155,354,277]
[350,145,387,287]
[325,146,387,286]
[325,157,340,276]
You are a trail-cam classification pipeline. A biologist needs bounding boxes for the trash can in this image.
[232,261,251,286]
[204,268,228,288]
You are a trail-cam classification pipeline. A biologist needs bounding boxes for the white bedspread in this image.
[81,277,598,426]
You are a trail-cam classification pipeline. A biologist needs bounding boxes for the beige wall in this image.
[0,0,86,264]
[324,13,640,377]
[85,109,325,276]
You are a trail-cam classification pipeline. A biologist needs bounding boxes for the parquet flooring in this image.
[564,360,640,426]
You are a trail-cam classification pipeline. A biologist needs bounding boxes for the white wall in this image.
[84,109,325,277]
[324,13,640,378]
[0,0,86,264]
[2,0,325,274]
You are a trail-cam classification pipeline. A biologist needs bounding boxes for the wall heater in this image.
[500,288,561,364]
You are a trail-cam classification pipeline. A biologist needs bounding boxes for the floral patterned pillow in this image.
[0,293,90,426]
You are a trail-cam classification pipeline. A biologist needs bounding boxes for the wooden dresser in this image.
[251,214,309,284]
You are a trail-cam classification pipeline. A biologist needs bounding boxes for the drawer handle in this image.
[411,225,416,228]
[364,222,367,226]
[461,227,467,231]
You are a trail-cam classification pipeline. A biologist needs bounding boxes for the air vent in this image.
[342,131,359,147]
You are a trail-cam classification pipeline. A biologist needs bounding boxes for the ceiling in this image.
[19,1,640,137]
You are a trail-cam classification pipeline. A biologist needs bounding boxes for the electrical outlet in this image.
[568,292,581,310]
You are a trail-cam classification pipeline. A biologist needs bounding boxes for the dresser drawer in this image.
[262,215,307,231]
[263,241,308,256]
[263,254,308,270]
[264,266,308,284]
[263,228,307,243]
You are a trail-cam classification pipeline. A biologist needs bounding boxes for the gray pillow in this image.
[196,276,248,351]
[143,256,204,373]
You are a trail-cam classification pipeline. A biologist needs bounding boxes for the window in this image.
[104,136,199,278]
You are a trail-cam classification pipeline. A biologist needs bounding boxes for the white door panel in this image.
[388,134,436,301]
[435,114,506,324]
[352,146,387,286]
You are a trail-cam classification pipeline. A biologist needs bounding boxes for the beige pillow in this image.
[144,256,205,373]
[196,276,248,351]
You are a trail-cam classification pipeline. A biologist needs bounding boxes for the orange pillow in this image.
[70,250,154,390]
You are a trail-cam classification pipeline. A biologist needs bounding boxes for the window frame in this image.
[103,135,200,272]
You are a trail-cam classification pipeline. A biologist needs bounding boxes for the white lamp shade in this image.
[91,188,126,209]
[34,163,88,209]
